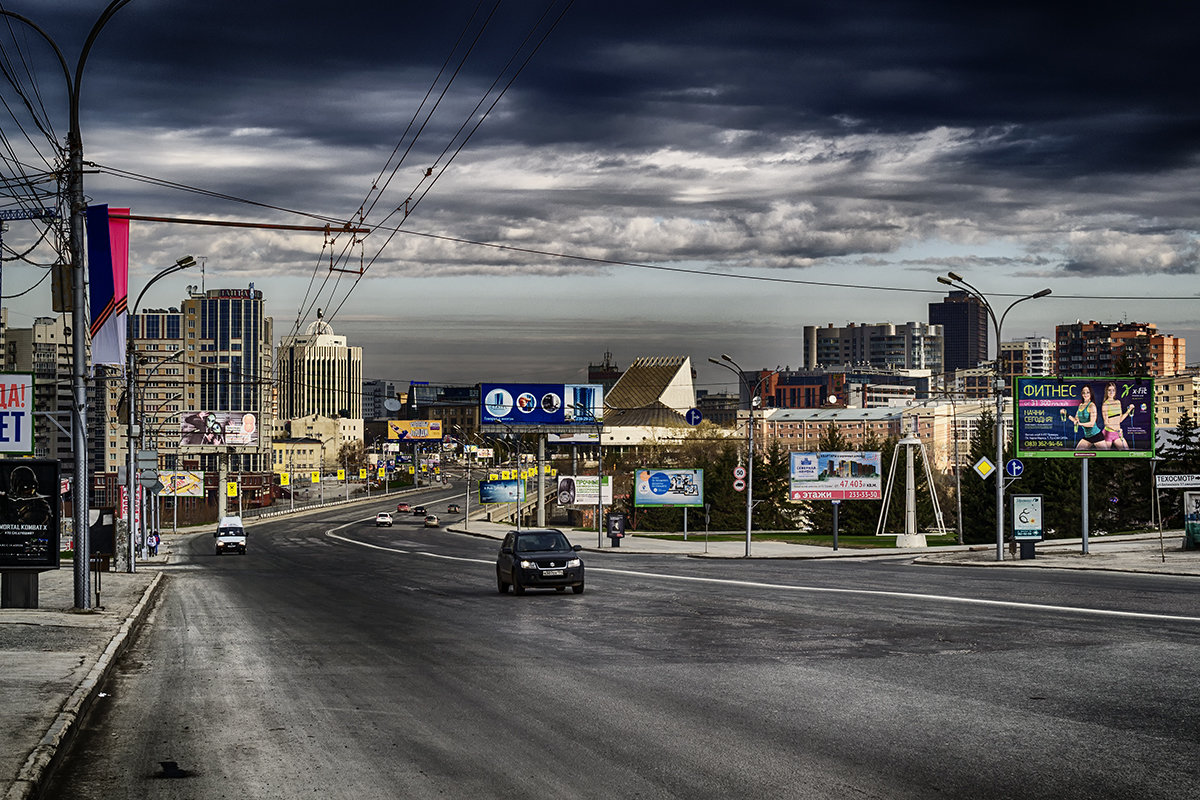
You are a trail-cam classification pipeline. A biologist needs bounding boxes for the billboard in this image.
[480,478,527,504]
[387,420,443,440]
[180,411,259,447]
[161,471,204,497]
[0,459,60,570]
[1015,377,1155,458]
[789,451,882,501]
[634,468,703,507]
[0,372,35,455]
[556,475,613,506]
[481,383,604,426]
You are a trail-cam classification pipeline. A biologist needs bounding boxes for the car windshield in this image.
[218,528,243,536]
[516,532,570,552]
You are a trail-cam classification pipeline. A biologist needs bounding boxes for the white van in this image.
[215,516,247,555]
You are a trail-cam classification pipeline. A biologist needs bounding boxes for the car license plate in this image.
[542,569,564,577]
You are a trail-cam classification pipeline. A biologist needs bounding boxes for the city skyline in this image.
[1,1,1197,394]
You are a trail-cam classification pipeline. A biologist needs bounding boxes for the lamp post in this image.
[2,0,134,607]
[937,273,1050,561]
[708,355,779,557]
[124,255,195,572]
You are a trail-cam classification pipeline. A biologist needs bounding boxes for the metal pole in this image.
[746,401,754,557]
[1081,457,1090,554]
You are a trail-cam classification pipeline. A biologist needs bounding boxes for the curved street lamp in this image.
[708,355,782,557]
[2,0,135,605]
[937,273,1051,561]
[124,256,195,572]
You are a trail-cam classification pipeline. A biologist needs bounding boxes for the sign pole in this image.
[1081,458,1089,555]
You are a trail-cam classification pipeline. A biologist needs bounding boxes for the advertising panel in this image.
[387,420,444,440]
[1015,377,1155,458]
[1186,492,1200,549]
[479,478,526,504]
[481,383,604,426]
[0,459,60,570]
[789,451,882,501]
[179,411,259,447]
[1011,494,1045,541]
[556,475,613,506]
[0,372,35,455]
[634,468,704,507]
[161,471,204,497]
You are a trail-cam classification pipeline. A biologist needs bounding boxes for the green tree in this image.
[960,408,997,544]
[1157,408,1200,526]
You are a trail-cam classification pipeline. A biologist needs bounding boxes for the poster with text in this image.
[789,451,882,501]
[1015,377,1155,458]
[633,468,704,507]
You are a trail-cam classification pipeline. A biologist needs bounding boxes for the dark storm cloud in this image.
[5,0,1200,288]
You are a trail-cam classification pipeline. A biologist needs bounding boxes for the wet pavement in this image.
[3,521,1196,799]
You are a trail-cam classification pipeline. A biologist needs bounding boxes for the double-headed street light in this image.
[708,354,779,557]
[937,272,1050,561]
[124,255,195,572]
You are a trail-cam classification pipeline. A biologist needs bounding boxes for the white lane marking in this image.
[326,529,1200,624]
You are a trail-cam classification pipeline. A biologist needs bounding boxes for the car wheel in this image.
[497,569,509,594]
[512,573,525,595]
[572,582,585,595]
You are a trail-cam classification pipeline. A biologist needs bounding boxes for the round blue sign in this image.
[1006,459,1024,477]
[685,408,702,425]
[647,471,673,495]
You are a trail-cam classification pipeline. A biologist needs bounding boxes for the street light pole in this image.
[709,355,778,558]
[938,273,1051,561]
[124,256,195,572]
[2,0,134,607]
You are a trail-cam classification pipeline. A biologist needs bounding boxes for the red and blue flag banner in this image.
[85,205,130,368]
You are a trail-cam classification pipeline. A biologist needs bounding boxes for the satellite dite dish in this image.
[384,398,402,412]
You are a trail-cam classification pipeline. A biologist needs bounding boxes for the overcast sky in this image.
[2,0,1197,395]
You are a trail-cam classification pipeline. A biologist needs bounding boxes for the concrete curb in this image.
[4,572,165,800]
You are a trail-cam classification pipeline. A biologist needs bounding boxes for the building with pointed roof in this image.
[601,356,696,444]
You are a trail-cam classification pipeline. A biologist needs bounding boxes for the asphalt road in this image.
[45,493,1200,799]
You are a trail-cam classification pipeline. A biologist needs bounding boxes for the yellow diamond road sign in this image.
[973,456,996,479]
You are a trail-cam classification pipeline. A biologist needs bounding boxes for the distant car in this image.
[396,502,410,513]
[496,528,584,595]
[412,506,427,515]
[423,514,440,528]
[375,512,393,527]
[446,503,461,514]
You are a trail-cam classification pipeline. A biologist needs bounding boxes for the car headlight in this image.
[566,558,581,568]
[519,559,536,569]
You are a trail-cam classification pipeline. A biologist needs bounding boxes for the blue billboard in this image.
[633,468,704,508]
[481,383,604,426]
[479,478,526,504]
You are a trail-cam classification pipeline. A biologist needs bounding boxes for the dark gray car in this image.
[496,528,584,595]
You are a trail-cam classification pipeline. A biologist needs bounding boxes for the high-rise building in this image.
[1056,321,1186,377]
[1000,336,1054,380]
[587,351,623,392]
[803,322,944,374]
[276,314,363,420]
[929,291,988,373]
[362,379,398,421]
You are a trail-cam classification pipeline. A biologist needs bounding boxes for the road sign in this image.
[733,478,746,492]
[973,456,996,479]
[138,469,159,489]
[1156,474,1200,489]
[733,465,747,480]
[685,408,702,425]
[1006,459,1024,478]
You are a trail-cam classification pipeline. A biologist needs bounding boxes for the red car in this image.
[396,502,411,513]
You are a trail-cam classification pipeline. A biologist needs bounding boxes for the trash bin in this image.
[606,512,626,547]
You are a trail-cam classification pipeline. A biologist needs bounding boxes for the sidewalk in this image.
[0,560,163,800]
[3,525,1197,798]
